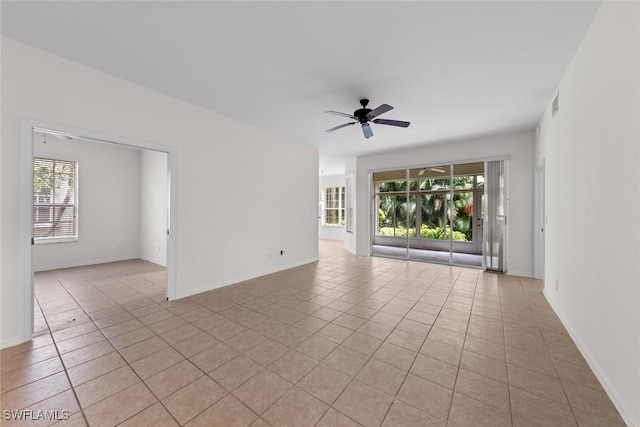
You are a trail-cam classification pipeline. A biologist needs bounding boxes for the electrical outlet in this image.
[280,250,284,256]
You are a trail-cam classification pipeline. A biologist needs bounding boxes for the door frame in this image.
[534,161,545,279]
[19,119,178,342]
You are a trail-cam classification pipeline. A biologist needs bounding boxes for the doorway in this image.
[19,120,177,342]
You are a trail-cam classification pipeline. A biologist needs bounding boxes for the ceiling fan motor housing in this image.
[355,99,372,123]
[355,108,372,123]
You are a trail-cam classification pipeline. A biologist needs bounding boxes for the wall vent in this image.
[552,92,559,117]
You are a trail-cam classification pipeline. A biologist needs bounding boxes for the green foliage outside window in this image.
[376,175,480,241]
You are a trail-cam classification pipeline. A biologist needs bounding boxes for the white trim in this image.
[19,123,35,344]
[543,289,639,427]
[366,155,511,176]
[34,255,141,273]
[344,246,356,255]
[174,257,320,300]
[505,270,534,279]
[368,170,374,256]
[533,162,545,280]
[166,149,178,300]
[503,159,510,273]
[18,119,179,347]
[0,335,32,350]
[33,237,79,245]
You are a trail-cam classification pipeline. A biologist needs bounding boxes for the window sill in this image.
[34,237,78,245]
[321,225,345,228]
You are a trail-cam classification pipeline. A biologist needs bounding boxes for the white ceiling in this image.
[1,1,600,175]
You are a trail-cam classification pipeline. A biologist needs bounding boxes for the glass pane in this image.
[408,195,417,237]
[378,180,407,192]
[53,161,75,204]
[420,193,449,240]
[377,195,395,235]
[411,165,450,191]
[423,178,450,191]
[452,192,473,241]
[325,209,340,225]
[394,195,409,237]
[452,176,474,190]
[376,194,413,237]
[452,162,483,190]
[325,187,336,209]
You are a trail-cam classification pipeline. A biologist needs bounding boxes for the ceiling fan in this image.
[325,99,410,139]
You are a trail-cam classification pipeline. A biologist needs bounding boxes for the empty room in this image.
[1,2,638,427]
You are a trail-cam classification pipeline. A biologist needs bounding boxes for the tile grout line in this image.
[32,282,91,427]
[376,267,457,425]
[26,247,609,427]
[521,275,582,426]
[322,265,461,426]
[498,273,515,427]
[48,267,185,426]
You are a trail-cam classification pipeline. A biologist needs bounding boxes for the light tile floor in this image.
[0,240,626,426]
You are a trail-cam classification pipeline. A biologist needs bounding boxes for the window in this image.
[323,186,345,226]
[373,163,484,242]
[33,157,78,243]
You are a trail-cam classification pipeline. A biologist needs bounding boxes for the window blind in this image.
[33,157,77,240]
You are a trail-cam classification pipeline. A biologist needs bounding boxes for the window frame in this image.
[322,185,346,227]
[33,157,79,244]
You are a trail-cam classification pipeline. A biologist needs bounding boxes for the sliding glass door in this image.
[372,161,500,269]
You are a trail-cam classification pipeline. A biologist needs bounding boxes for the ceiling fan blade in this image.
[325,122,356,133]
[373,118,410,128]
[367,104,393,119]
[326,110,357,120]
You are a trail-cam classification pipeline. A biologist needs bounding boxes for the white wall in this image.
[354,131,535,277]
[535,2,639,425]
[139,150,168,266]
[319,174,346,241]
[32,132,141,271]
[1,38,319,348]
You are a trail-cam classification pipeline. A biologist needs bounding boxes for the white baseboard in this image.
[506,269,534,278]
[174,256,320,300]
[34,255,140,272]
[543,289,639,427]
[138,255,167,268]
[0,334,30,350]
[343,245,356,255]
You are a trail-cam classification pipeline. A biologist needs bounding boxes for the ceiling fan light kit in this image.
[362,123,373,139]
[325,99,410,139]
